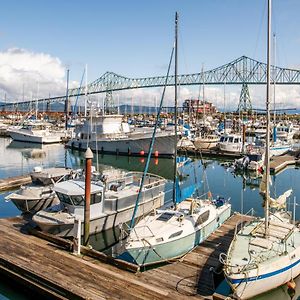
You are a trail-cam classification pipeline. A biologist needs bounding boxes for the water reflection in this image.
[1,138,300,299]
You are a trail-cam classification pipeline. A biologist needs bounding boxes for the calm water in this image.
[1,137,300,299]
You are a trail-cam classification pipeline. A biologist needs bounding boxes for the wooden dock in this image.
[0,174,31,192]
[0,213,253,299]
[178,146,242,159]
[270,154,299,174]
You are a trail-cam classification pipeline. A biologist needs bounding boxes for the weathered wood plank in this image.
[0,213,251,299]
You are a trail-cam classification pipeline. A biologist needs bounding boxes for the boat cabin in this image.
[53,179,104,220]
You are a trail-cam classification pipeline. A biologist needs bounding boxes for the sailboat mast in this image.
[265,0,271,235]
[172,12,178,207]
[202,64,205,121]
[273,33,276,125]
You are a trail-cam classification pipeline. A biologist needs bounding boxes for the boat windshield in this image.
[56,192,102,206]
[91,192,102,204]
[71,195,84,206]
[56,192,73,205]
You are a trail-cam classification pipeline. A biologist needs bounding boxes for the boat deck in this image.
[0,213,253,299]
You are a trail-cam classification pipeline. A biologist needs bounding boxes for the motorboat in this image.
[217,134,243,153]
[194,134,219,150]
[7,121,62,144]
[276,122,295,141]
[5,167,78,214]
[32,171,167,237]
[67,114,176,157]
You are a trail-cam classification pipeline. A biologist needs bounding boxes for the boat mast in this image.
[273,33,276,126]
[172,12,178,208]
[202,64,205,123]
[265,0,271,236]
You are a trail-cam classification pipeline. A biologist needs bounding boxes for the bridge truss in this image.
[2,55,300,112]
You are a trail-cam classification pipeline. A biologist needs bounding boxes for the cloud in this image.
[0,48,75,102]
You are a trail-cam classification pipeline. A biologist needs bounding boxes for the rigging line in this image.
[252,0,267,60]
[72,68,86,117]
[129,45,175,230]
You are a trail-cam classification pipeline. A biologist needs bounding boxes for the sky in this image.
[0,0,300,110]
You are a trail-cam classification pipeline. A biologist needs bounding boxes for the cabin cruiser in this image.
[67,114,176,157]
[6,167,79,214]
[217,134,243,153]
[32,171,167,237]
[276,122,295,141]
[7,121,62,144]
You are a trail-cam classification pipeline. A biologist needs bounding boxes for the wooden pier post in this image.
[84,147,93,246]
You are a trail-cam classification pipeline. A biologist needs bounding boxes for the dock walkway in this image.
[0,214,253,299]
[0,174,31,192]
[270,154,299,174]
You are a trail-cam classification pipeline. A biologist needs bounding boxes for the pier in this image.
[0,174,31,192]
[0,213,253,299]
[270,153,300,174]
[178,146,242,159]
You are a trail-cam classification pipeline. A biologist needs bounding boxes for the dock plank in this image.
[0,213,251,299]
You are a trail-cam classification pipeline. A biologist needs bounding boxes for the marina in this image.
[1,139,300,299]
[1,1,300,299]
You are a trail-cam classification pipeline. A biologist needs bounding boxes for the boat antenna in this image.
[128,46,175,230]
[172,11,178,209]
[264,0,271,236]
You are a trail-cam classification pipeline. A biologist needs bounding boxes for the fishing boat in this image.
[32,171,166,237]
[223,2,300,298]
[67,114,176,157]
[217,133,243,153]
[120,13,231,267]
[276,122,295,141]
[6,167,78,214]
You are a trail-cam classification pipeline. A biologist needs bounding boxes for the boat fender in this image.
[287,280,296,299]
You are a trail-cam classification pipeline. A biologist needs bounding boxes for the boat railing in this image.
[234,208,255,235]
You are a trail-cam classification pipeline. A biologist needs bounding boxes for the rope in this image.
[129,45,175,229]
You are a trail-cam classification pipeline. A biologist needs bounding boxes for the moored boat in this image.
[6,167,78,214]
[32,171,167,237]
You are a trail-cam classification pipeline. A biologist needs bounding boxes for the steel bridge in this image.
[2,55,300,112]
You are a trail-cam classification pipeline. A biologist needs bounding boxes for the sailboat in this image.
[223,1,300,298]
[120,12,231,267]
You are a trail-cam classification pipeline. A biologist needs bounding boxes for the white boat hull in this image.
[194,138,218,150]
[123,202,231,266]
[9,130,61,144]
[68,133,176,157]
[227,247,300,299]
[34,193,164,237]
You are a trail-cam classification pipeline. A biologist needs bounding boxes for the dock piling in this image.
[84,147,93,246]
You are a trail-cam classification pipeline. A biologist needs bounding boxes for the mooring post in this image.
[84,147,93,246]
[73,218,81,255]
